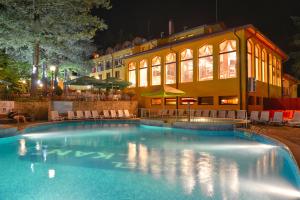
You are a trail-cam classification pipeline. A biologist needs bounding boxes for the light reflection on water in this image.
[16,123,300,199]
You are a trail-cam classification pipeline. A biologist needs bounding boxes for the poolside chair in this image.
[50,111,64,121]
[287,111,300,127]
[257,111,270,124]
[210,110,217,118]
[195,110,202,117]
[250,111,259,123]
[76,110,84,119]
[67,111,77,120]
[218,110,226,118]
[168,109,176,117]
[91,110,101,119]
[202,110,210,117]
[124,110,136,118]
[177,109,185,117]
[269,111,284,125]
[110,110,117,118]
[103,110,110,118]
[117,110,125,118]
[237,110,247,120]
[227,110,236,119]
[84,111,93,119]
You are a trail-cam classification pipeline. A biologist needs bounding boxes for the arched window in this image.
[262,49,267,82]
[219,40,237,79]
[269,54,273,84]
[277,58,281,86]
[165,53,176,84]
[180,49,193,83]
[198,45,213,81]
[273,56,276,85]
[128,62,136,87]
[139,59,148,87]
[151,56,161,85]
[247,40,253,78]
[255,44,261,81]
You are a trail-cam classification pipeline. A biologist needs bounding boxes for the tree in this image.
[0,0,110,94]
[290,16,300,79]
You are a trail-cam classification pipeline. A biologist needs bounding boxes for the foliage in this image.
[290,16,300,79]
[54,86,63,96]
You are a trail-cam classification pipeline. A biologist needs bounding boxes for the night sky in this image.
[94,0,299,53]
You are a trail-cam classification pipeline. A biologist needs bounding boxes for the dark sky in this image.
[94,0,300,53]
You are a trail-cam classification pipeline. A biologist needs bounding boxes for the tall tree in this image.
[290,16,300,78]
[0,0,110,94]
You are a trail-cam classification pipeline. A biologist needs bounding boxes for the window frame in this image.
[151,56,161,86]
[180,49,194,83]
[198,45,213,81]
[219,40,237,79]
[128,62,136,87]
[165,53,177,84]
[139,59,148,87]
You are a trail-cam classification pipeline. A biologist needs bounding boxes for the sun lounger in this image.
[50,111,64,121]
[218,110,226,118]
[257,111,270,124]
[227,110,235,119]
[117,110,124,118]
[177,109,185,117]
[103,110,110,118]
[124,110,136,118]
[210,110,217,118]
[237,110,247,120]
[287,111,300,127]
[67,111,77,120]
[110,110,117,118]
[250,111,259,123]
[269,111,284,125]
[202,110,210,117]
[195,110,202,117]
[92,110,101,119]
[84,111,93,119]
[76,110,84,119]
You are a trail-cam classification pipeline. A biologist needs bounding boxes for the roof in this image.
[283,73,299,84]
[124,24,288,61]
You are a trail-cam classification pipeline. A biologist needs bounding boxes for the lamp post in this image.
[50,65,56,96]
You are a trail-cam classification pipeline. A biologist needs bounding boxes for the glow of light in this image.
[21,80,26,84]
[35,142,41,151]
[50,65,56,72]
[138,144,148,173]
[48,169,55,179]
[18,139,27,156]
[37,80,41,84]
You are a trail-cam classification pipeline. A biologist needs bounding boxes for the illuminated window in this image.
[255,44,261,81]
[219,96,238,105]
[128,62,136,87]
[198,45,213,81]
[273,56,276,85]
[165,53,176,84]
[180,97,196,105]
[165,98,176,105]
[277,58,281,86]
[262,49,267,82]
[219,40,237,79]
[198,96,214,105]
[139,60,148,87]
[106,72,111,79]
[269,54,273,84]
[151,98,162,105]
[247,40,253,78]
[180,49,193,83]
[151,56,161,85]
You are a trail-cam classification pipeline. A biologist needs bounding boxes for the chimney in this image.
[168,19,174,35]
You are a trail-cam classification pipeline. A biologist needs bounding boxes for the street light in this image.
[50,65,56,95]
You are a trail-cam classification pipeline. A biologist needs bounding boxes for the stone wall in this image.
[15,101,49,120]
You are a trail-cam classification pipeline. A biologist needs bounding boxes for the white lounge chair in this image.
[227,110,236,119]
[110,110,117,118]
[202,110,210,117]
[287,111,300,127]
[218,110,226,118]
[50,111,63,121]
[237,110,247,120]
[124,110,135,118]
[91,110,101,119]
[117,110,124,118]
[76,110,84,119]
[103,110,110,118]
[210,110,217,118]
[177,109,185,117]
[67,111,77,120]
[84,111,93,119]
[250,111,259,123]
[257,111,270,124]
[269,111,284,125]
[195,110,202,117]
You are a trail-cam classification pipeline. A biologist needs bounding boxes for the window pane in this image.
[219,96,238,105]
[273,56,276,85]
[152,56,161,65]
[181,49,193,60]
[140,60,147,68]
[129,70,136,87]
[219,52,236,79]
[166,63,176,84]
[220,40,236,53]
[139,68,148,87]
[198,96,214,105]
[269,54,273,84]
[247,41,253,78]
[129,62,136,70]
[199,45,213,56]
[166,53,176,63]
[181,60,193,82]
[199,56,213,81]
[255,45,260,81]
[165,98,176,105]
[152,65,161,85]
[151,98,162,105]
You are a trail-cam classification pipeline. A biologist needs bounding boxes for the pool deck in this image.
[1,120,300,169]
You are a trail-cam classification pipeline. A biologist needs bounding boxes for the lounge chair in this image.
[250,111,259,123]
[76,110,84,119]
[269,111,284,125]
[67,111,77,120]
[103,110,110,118]
[117,110,124,118]
[237,110,247,120]
[210,110,217,118]
[159,110,167,117]
[195,110,202,117]
[287,111,300,127]
[84,111,93,119]
[257,111,270,124]
[227,110,235,119]
[91,110,101,119]
[124,110,136,118]
[110,110,117,118]
[202,110,210,117]
[177,109,185,117]
[168,109,175,117]
[50,111,64,121]
[218,110,226,118]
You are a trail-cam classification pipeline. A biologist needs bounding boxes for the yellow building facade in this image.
[124,24,287,111]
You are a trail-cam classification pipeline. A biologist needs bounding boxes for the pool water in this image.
[0,121,299,200]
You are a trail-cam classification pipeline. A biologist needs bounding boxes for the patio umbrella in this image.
[64,76,101,86]
[141,85,185,98]
[99,77,131,89]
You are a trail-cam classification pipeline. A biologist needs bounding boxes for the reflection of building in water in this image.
[163,150,177,184]
[197,153,215,197]
[219,159,239,200]
[128,142,137,168]
[138,144,148,173]
[150,149,161,178]
[18,139,27,156]
[180,149,196,194]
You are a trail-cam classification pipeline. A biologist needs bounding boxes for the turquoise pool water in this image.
[0,121,299,200]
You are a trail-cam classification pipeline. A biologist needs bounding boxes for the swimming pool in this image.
[0,121,299,200]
